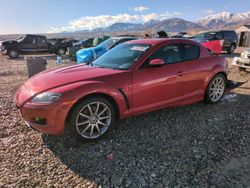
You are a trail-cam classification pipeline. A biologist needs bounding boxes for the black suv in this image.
[0,34,51,58]
[193,30,238,54]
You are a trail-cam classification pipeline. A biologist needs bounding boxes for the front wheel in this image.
[205,74,226,104]
[68,97,115,141]
[8,49,19,58]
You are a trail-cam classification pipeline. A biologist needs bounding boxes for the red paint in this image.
[15,39,228,134]
[201,40,222,54]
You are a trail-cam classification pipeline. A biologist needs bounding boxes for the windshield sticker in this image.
[131,46,149,51]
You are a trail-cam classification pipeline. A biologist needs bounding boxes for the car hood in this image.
[2,40,18,45]
[2,40,17,44]
[24,64,124,94]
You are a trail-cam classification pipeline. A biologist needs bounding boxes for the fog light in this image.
[30,117,47,125]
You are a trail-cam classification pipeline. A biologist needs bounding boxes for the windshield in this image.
[97,38,119,50]
[195,32,216,39]
[92,43,151,70]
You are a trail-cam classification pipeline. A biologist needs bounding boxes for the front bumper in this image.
[17,101,72,135]
[0,46,7,54]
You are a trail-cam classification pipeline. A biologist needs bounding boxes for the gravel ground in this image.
[0,52,249,187]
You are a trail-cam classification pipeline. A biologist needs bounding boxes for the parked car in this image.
[232,48,250,70]
[76,37,137,64]
[193,30,238,54]
[0,34,51,58]
[49,38,79,55]
[15,39,228,141]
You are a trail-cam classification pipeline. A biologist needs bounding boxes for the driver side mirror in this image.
[149,59,165,67]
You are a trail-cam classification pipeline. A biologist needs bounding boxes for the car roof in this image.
[126,38,199,46]
[110,37,138,40]
[25,34,46,37]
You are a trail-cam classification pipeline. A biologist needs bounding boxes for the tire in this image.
[58,48,66,55]
[227,44,235,54]
[68,97,115,141]
[204,74,226,104]
[8,49,19,58]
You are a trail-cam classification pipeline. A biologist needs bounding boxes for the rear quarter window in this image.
[182,44,200,61]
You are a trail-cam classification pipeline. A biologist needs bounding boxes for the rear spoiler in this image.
[201,40,223,55]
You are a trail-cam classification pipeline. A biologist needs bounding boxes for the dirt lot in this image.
[0,51,249,187]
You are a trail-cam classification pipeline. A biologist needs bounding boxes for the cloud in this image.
[47,12,183,33]
[206,9,215,14]
[131,6,149,12]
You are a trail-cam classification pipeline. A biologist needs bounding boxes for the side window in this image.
[36,36,45,43]
[151,44,181,64]
[182,44,200,61]
[24,35,35,43]
[223,32,231,39]
[229,31,237,39]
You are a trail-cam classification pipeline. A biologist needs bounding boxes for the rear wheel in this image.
[205,74,226,104]
[227,44,235,54]
[8,49,19,58]
[68,97,115,141]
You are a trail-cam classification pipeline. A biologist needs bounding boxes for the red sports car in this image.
[15,39,228,141]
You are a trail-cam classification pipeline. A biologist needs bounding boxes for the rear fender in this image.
[203,64,227,90]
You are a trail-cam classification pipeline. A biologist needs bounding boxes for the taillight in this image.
[220,40,224,46]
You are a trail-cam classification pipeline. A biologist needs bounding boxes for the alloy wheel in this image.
[209,76,225,102]
[75,102,112,139]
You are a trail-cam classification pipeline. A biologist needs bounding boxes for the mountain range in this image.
[196,11,250,28]
[91,11,250,33]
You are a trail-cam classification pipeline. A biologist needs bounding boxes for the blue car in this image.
[76,37,137,64]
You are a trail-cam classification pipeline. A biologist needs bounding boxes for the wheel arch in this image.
[203,68,228,92]
[65,92,120,125]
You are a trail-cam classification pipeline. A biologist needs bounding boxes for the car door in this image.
[132,43,188,111]
[178,43,208,98]
[36,36,48,51]
[19,35,36,52]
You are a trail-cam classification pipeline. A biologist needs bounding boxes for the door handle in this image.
[176,71,185,77]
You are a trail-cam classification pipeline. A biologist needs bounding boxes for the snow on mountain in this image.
[196,11,250,28]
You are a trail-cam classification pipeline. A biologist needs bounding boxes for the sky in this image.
[0,0,249,34]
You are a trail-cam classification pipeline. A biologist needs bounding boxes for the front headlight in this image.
[31,92,61,104]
